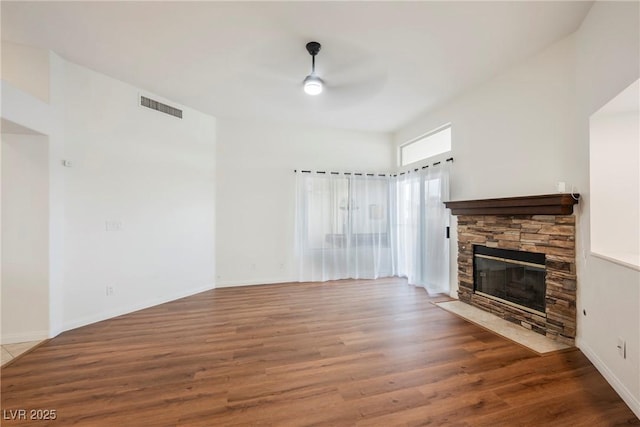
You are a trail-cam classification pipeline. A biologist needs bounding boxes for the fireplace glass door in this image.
[474,247,546,314]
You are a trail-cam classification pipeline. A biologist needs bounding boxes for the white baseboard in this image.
[577,338,640,419]
[62,283,216,333]
[1,330,50,345]
[215,277,294,288]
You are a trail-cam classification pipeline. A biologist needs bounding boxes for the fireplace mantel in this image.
[444,193,580,216]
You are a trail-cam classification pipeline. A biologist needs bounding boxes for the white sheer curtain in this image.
[393,164,450,293]
[295,172,393,282]
[295,164,449,293]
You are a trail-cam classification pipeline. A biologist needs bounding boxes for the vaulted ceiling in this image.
[1,1,593,132]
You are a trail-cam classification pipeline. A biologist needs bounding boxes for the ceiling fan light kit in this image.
[303,41,324,95]
[303,73,323,95]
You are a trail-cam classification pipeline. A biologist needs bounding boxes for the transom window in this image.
[400,124,451,166]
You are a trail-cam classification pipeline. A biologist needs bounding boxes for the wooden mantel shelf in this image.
[444,193,580,216]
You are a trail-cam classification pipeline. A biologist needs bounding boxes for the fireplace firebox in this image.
[473,246,546,315]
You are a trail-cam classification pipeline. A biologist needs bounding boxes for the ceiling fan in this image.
[239,38,387,108]
[303,41,323,95]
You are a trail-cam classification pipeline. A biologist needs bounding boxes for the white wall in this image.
[1,134,50,343]
[395,35,578,201]
[574,1,640,416]
[47,51,66,337]
[1,80,52,136]
[2,44,217,336]
[215,118,393,286]
[393,0,640,417]
[1,41,50,103]
[59,60,217,330]
[1,43,56,341]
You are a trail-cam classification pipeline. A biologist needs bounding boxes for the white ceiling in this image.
[1,1,592,133]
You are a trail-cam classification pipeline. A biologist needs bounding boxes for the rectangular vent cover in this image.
[140,96,182,119]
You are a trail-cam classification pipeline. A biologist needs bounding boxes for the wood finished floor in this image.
[1,278,638,426]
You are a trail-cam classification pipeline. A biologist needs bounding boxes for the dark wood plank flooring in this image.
[1,278,638,426]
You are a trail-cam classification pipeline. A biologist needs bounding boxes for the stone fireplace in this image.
[445,194,579,345]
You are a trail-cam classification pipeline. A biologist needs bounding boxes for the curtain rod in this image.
[294,157,453,176]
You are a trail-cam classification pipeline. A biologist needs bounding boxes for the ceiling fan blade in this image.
[321,70,388,108]
[235,36,388,111]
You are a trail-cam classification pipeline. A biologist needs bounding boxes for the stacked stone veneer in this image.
[457,214,576,345]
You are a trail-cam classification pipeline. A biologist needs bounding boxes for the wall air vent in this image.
[140,96,183,119]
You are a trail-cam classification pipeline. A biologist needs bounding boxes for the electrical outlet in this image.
[557,181,566,193]
[106,286,114,296]
[617,337,626,359]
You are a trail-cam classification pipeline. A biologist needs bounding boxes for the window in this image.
[302,175,390,250]
[305,176,350,249]
[400,125,451,166]
[295,169,450,289]
[395,166,450,292]
[295,172,393,281]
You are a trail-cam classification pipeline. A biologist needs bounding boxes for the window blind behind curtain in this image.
[294,163,450,294]
[294,172,394,281]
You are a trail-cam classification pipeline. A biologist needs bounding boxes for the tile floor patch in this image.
[1,340,43,366]
[1,347,13,365]
[4,341,40,357]
[435,300,572,354]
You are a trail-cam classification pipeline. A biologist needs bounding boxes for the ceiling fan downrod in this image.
[304,41,323,95]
